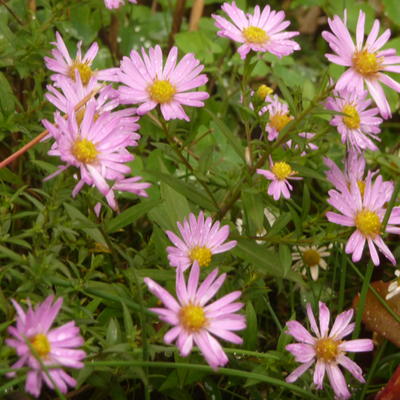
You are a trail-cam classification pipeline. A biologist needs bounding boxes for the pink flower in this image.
[104,0,136,9]
[322,10,400,119]
[144,262,246,369]
[6,296,86,398]
[325,88,382,151]
[212,2,300,60]
[118,45,209,121]
[263,95,293,141]
[165,212,237,271]
[285,132,318,156]
[44,32,118,85]
[326,172,400,265]
[46,74,121,115]
[285,302,373,400]
[324,151,366,194]
[42,102,149,211]
[257,157,302,201]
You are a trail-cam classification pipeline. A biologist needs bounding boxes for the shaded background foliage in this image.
[1,0,400,399]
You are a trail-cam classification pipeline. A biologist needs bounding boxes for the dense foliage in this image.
[1,0,400,399]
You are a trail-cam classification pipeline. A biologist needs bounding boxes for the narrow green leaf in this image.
[106,199,162,233]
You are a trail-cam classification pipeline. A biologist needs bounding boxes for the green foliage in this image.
[1,0,400,399]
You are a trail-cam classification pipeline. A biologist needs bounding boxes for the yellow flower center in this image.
[69,62,93,85]
[180,304,207,331]
[189,246,212,267]
[30,333,51,358]
[342,104,360,129]
[256,84,273,100]
[149,80,176,104]
[243,26,269,44]
[72,138,98,163]
[355,209,381,238]
[269,113,292,132]
[302,249,321,267]
[315,337,340,362]
[357,180,366,197]
[352,49,382,76]
[272,161,292,181]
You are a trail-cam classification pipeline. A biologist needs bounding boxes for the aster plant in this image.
[326,172,400,265]
[325,87,382,151]
[286,302,374,399]
[118,45,209,121]
[144,262,246,369]
[165,212,237,271]
[6,296,86,398]
[212,2,300,60]
[322,10,400,118]
[42,102,150,211]
[257,157,302,201]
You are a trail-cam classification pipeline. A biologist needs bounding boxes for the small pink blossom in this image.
[286,302,373,399]
[324,151,366,194]
[322,10,400,119]
[165,212,237,271]
[285,132,318,156]
[257,157,302,201]
[212,2,300,60]
[104,0,136,9]
[45,32,118,85]
[6,296,86,398]
[325,88,382,151]
[118,45,209,121]
[326,172,400,265]
[144,262,246,369]
[43,102,149,211]
[263,95,293,141]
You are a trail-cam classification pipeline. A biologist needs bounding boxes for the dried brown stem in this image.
[0,87,103,170]
[168,0,186,49]
[189,0,204,31]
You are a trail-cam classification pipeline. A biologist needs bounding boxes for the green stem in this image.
[159,117,220,210]
[338,249,347,312]
[352,261,373,339]
[357,339,387,400]
[348,259,400,324]
[216,84,333,220]
[88,360,320,399]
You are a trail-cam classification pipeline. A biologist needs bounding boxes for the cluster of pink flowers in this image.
[42,30,211,211]
[9,2,400,399]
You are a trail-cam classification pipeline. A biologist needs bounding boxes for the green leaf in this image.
[205,109,245,162]
[106,199,162,233]
[243,301,258,350]
[148,170,217,212]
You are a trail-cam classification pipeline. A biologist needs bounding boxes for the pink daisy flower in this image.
[42,102,149,211]
[118,45,209,121]
[6,296,86,398]
[104,0,136,9]
[212,2,300,60]
[285,132,319,156]
[165,212,237,271]
[326,172,400,265]
[263,95,293,141]
[257,157,302,201]
[325,88,382,151]
[46,74,119,116]
[322,10,400,119]
[285,302,373,400]
[324,151,366,195]
[44,32,118,86]
[144,262,246,369]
